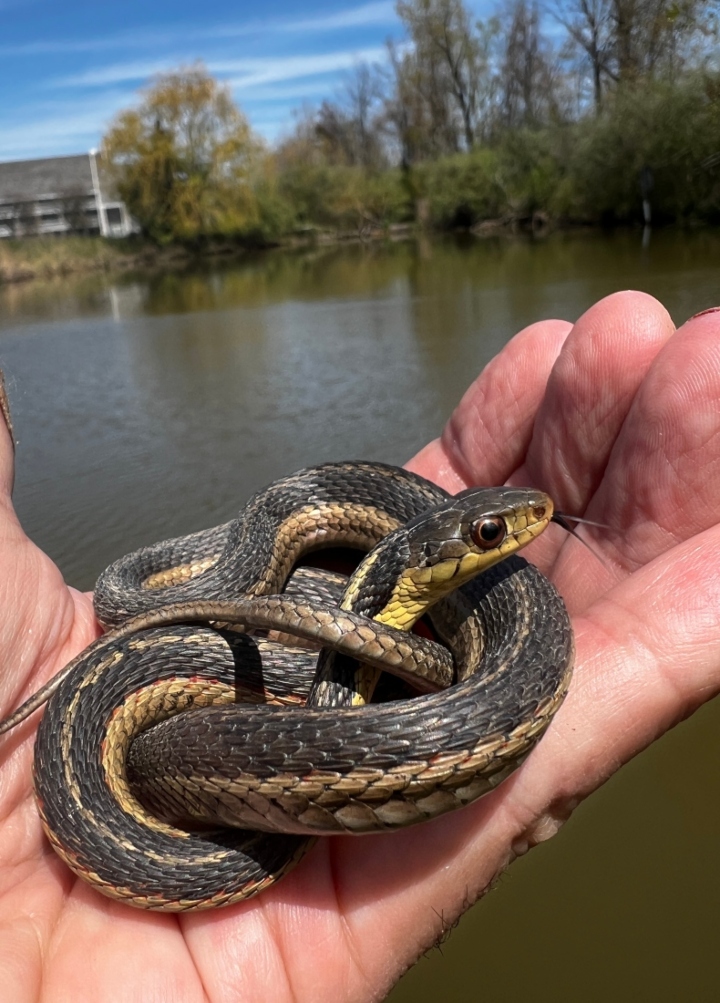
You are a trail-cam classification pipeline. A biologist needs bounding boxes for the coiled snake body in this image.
[8,462,573,911]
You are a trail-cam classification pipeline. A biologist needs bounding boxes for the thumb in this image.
[0,370,95,727]
[0,369,15,500]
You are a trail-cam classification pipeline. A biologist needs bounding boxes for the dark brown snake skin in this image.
[25,462,574,911]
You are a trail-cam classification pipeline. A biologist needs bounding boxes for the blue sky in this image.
[0,0,490,163]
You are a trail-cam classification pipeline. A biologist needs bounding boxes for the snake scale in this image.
[4,461,573,911]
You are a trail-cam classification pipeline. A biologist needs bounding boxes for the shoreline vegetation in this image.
[0,211,700,288]
[3,0,719,287]
[0,222,419,285]
[0,217,560,286]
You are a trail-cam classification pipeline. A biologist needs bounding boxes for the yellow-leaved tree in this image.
[103,66,263,243]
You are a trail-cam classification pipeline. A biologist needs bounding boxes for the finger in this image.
[498,293,674,587]
[406,319,572,491]
[0,369,15,502]
[44,891,206,1003]
[511,292,675,516]
[0,372,42,720]
[536,522,720,811]
[587,309,720,569]
[0,372,94,732]
[552,308,720,608]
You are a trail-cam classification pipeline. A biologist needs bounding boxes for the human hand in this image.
[1,291,718,1001]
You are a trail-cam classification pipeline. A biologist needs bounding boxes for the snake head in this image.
[365,486,554,630]
[410,485,552,571]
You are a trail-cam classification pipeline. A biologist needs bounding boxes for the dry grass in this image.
[0,236,150,284]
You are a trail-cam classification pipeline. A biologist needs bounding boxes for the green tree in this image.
[103,66,263,243]
[498,0,565,129]
[396,0,495,152]
[550,0,719,110]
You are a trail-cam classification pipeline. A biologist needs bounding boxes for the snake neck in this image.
[338,531,412,620]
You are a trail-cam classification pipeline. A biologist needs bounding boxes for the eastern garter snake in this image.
[2,462,574,911]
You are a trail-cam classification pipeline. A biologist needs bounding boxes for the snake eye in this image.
[470,516,506,550]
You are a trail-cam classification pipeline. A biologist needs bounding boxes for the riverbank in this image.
[0,236,205,286]
[0,213,702,290]
[1,231,402,285]
[0,224,429,287]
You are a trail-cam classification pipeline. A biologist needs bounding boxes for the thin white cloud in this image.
[0,34,171,57]
[0,3,398,58]
[216,49,387,88]
[54,47,387,90]
[0,94,130,160]
[53,59,191,88]
[267,2,396,32]
[234,81,341,103]
[202,2,396,38]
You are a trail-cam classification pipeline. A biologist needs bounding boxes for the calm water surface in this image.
[1,229,719,1000]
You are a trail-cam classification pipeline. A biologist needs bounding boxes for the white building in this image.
[0,152,136,239]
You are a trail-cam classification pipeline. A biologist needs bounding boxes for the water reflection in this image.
[3,229,720,330]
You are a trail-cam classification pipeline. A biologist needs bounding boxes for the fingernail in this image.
[689,306,720,320]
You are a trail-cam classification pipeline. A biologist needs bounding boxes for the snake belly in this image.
[32,462,573,911]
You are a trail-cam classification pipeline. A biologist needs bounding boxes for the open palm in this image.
[1,291,719,1002]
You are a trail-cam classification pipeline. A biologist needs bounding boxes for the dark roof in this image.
[0,154,99,203]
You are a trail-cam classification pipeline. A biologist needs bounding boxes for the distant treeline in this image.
[102,0,720,244]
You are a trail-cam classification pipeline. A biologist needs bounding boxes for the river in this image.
[1,228,719,1001]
